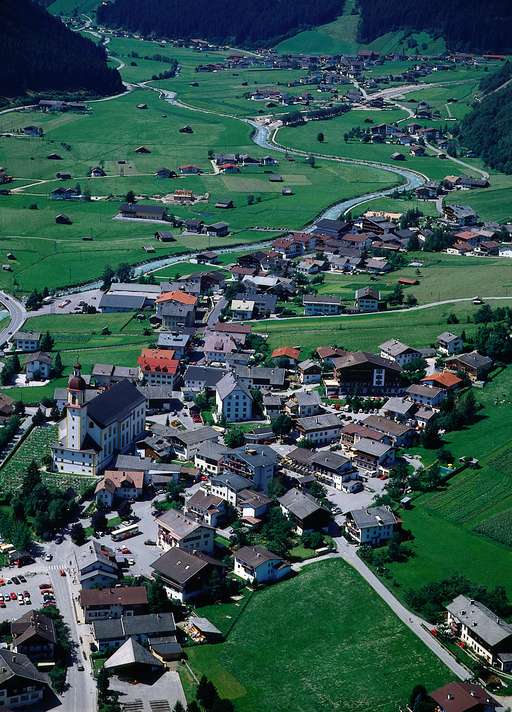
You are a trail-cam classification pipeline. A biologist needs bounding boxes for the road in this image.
[207,296,227,326]
[294,539,472,681]
[0,291,27,347]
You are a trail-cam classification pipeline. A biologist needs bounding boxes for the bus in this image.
[111,523,140,542]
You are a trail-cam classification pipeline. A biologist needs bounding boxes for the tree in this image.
[101,265,115,291]
[271,414,293,439]
[117,500,132,520]
[146,578,172,613]
[187,702,201,712]
[53,352,64,377]
[91,510,107,533]
[421,422,441,449]
[97,667,110,698]
[211,700,235,712]
[173,702,186,712]
[317,132,324,142]
[301,530,323,549]
[197,676,218,710]
[224,427,245,449]
[125,190,136,204]
[40,331,54,351]
[247,194,255,205]
[70,522,85,546]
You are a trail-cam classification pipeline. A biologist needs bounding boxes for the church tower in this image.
[66,361,87,450]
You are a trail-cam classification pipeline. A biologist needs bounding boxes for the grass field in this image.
[188,559,450,712]
[253,300,512,353]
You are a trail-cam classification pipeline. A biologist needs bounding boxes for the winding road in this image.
[0,291,26,347]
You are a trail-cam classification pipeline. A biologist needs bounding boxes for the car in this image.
[18,575,26,583]
[0,602,5,609]
[120,547,131,555]
[39,583,52,590]
[11,577,19,585]
[44,554,53,562]
[144,539,156,546]
[77,664,84,671]
[0,595,4,602]
[6,580,12,585]
[128,559,135,566]
[55,535,63,544]
[59,570,66,577]
[0,580,5,587]
[9,592,16,600]
[23,591,29,598]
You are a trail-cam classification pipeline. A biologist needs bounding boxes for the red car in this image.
[39,583,52,590]
[9,592,16,600]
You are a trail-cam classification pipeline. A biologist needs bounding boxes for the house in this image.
[12,331,41,352]
[381,396,417,422]
[90,166,106,177]
[233,366,286,391]
[0,649,51,708]
[446,351,493,381]
[354,287,380,312]
[179,165,202,175]
[215,199,234,209]
[215,373,253,422]
[391,152,406,161]
[236,292,277,318]
[278,487,330,534]
[92,612,176,653]
[160,425,219,461]
[443,204,478,226]
[333,351,403,396]
[155,230,175,242]
[230,299,255,320]
[309,451,353,490]
[104,637,164,675]
[25,351,51,381]
[94,469,144,509]
[236,489,272,521]
[157,332,190,359]
[206,222,230,237]
[204,334,237,363]
[429,682,499,712]
[183,365,227,393]
[233,546,291,585]
[11,611,56,662]
[363,415,415,447]
[271,347,300,366]
[446,595,512,671]
[303,294,342,316]
[298,359,322,384]
[379,339,423,367]
[24,126,44,137]
[52,366,146,476]
[50,186,83,200]
[422,371,463,391]
[137,348,179,387]
[160,302,196,330]
[406,384,446,407]
[350,438,395,472]
[55,213,72,225]
[156,509,214,554]
[119,203,167,221]
[288,390,322,418]
[151,548,223,602]
[437,331,464,355]
[344,506,398,544]
[184,489,226,527]
[340,423,388,449]
[76,540,119,589]
[222,445,278,492]
[79,586,148,623]
[297,413,342,445]
[154,167,175,179]
[210,472,253,506]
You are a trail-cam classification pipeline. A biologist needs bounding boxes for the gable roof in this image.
[87,380,145,428]
[0,648,50,687]
[215,372,252,400]
[157,509,212,539]
[11,611,56,647]
[333,351,401,373]
[235,545,284,567]
[104,637,163,670]
[278,487,327,519]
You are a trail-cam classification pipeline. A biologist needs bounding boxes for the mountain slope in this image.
[0,0,123,99]
[96,0,344,46]
[358,0,512,54]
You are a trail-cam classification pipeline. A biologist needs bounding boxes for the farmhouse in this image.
[379,339,422,367]
[79,586,148,623]
[151,548,223,602]
[446,351,493,381]
[354,287,380,312]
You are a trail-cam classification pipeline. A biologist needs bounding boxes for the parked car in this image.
[18,575,26,583]
[45,554,53,562]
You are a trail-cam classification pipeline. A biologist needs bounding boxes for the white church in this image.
[52,362,146,476]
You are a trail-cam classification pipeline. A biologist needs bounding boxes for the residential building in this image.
[309,451,353,490]
[222,444,278,492]
[350,438,395,472]
[429,682,499,712]
[236,489,272,522]
[355,287,380,312]
[381,396,417,422]
[303,294,342,316]
[446,351,493,381]
[156,332,190,359]
[137,348,179,387]
[94,469,144,509]
[79,586,148,623]
[0,649,51,709]
[184,489,226,527]
[271,347,300,366]
[437,331,464,355]
[233,546,291,584]
[91,364,138,387]
[93,612,176,652]
[160,302,196,330]
[151,548,223,602]
[362,415,415,447]
[345,506,398,545]
[333,352,403,396]
[52,365,146,476]
[210,472,253,506]
[164,425,219,460]
[25,352,51,381]
[298,359,322,384]
[183,365,227,393]
[215,373,253,422]
[379,339,422,367]
[296,413,342,445]
[12,331,40,352]
[156,509,214,554]
[287,390,322,418]
[421,371,463,391]
[76,540,119,589]
[230,299,254,320]
[204,334,238,363]
[11,611,56,662]
[406,384,446,407]
[446,595,512,671]
[278,487,330,534]
[194,441,231,476]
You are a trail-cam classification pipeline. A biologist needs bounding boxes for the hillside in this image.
[460,71,512,174]
[358,0,512,54]
[96,0,343,46]
[0,0,123,99]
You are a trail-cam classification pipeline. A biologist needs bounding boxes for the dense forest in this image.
[0,0,123,99]
[96,0,344,46]
[459,79,512,174]
[358,0,512,54]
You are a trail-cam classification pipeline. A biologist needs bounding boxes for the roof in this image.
[210,472,252,491]
[104,637,163,669]
[80,586,148,608]
[99,293,146,310]
[447,350,493,370]
[184,365,227,387]
[204,333,237,355]
[278,487,327,519]
[333,351,401,373]
[406,384,444,398]
[383,397,416,415]
[303,294,341,305]
[227,444,278,469]
[137,348,179,374]
[187,616,222,636]
[379,339,419,357]
[446,595,512,647]
[287,447,316,466]
[296,413,341,432]
[168,425,219,447]
[237,488,272,508]
[215,372,252,401]
[95,469,144,494]
[363,415,412,437]
[11,610,56,647]
[348,506,397,529]
[235,545,284,568]
[355,287,379,300]
[151,548,220,585]
[295,390,321,407]
[76,539,116,573]
[87,380,145,428]
[437,331,462,344]
[157,332,190,348]
[429,682,498,712]
[157,509,211,539]
[93,613,176,641]
[13,331,40,341]
[422,371,463,389]
[186,489,224,511]
[272,347,300,360]
[157,290,197,305]
[212,322,251,335]
[352,437,393,457]
[26,351,52,364]
[0,648,50,688]
[310,451,350,472]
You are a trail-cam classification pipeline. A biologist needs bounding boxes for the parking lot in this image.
[0,568,57,622]
[324,475,388,522]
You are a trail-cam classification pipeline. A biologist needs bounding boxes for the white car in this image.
[44,554,53,562]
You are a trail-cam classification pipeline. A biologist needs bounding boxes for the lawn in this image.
[252,300,512,354]
[188,559,451,712]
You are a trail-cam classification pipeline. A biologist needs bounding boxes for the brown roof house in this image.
[95,469,144,510]
[79,586,148,623]
[11,611,56,662]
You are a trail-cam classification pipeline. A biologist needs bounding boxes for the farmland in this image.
[188,559,450,712]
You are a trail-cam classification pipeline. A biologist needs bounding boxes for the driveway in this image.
[111,670,186,712]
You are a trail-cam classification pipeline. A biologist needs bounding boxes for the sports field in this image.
[188,559,450,712]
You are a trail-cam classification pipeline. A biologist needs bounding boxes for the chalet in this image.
[156,509,214,554]
[303,294,342,316]
[345,506,398,545]
[340,233,373,253]
[11,611,56,662]
[298,359,322,384]
[379,339,423,367]
[354,287,380,312]
[13,331,40,352]
[381,396,417,422]
[443,204,478,226]
[0,649,51,709]
[233,546,290,584]
[155,167,176,179]
[406,384,446,408]
[184,218,204,233]
[333,351,403,396]
[25,351,51,381]
[309,451,353,490]
[79,586,148,623]
[206,222,229,237]
[363,415,415,447]
[415,181,440,199]
[137,348,179,387]
[237,489,272,521]
[95,469,144,509]
[429,682,499,712]
[421,371,463,391]
[50,186,83,200]
[313,218,349,239]
[155,230,175,242]
[92,612,176,652]
[437,332,464,355]
[287,390,322,418]
[184,489,226,527]
[119,203,167,221]
[272,346,300,366]
[446,351,493,381]
[151,548,223,602]
[296,413,342,445]
[90,166,106,177]
[279,488,330,534]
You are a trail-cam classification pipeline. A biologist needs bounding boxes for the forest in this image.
[0,0,123,99]
[96,0,344,46]
[358,0,512,53]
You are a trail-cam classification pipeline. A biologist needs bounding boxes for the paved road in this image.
[207,296,227,326]
[0,291,27,347]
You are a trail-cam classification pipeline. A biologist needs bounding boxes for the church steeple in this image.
[67,359,86,407]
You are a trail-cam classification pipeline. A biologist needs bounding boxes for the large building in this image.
[333,351,403,396]
[52,363,146,476]
[0,649,51,709]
